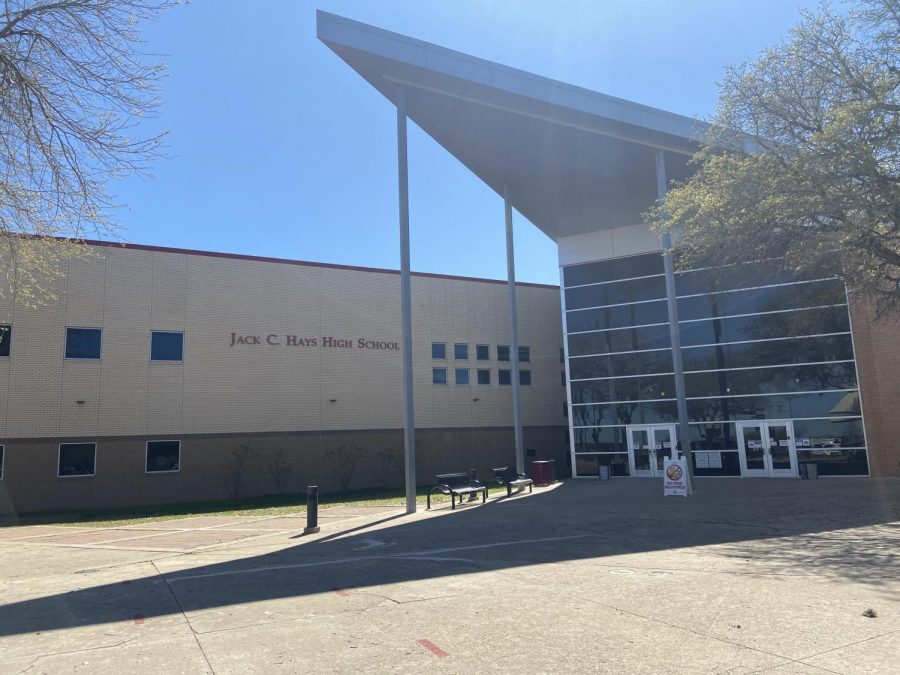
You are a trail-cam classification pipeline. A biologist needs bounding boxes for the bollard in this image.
[303,485,320,534]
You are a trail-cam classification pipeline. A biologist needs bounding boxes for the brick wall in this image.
[849,296,900,477]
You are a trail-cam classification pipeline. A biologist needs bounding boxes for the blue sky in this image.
[112,0,817,286]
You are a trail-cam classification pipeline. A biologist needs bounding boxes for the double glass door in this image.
[737,421,797,477]
[627,424,676,477]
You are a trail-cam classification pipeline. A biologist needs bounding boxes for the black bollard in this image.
[303,485,320,534]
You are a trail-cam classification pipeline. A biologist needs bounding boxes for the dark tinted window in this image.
[571,401,677,427]
[567,325,671,356]
[564,253,664,287]
[146,441,180,472]
[691,450,742,476]
[454,343,468,360]
[519,370,531,386]
[569,350,674,380]
[455,368,469,385]
[151,331,183,361]
[0,445,4,479]
[687,390,860,422]
[573,427,629,453]
[565,275,667,310]
[684,362,857,398]
[476,345,489,361]
[682,334,855,371]
[477,369,491,385]
[566,300,668,332]
[574,453,631,477]
[65,328,101,359]
[796,449,868,475]
[679,306,851,346]
[675,261,827,295]
[431,343,446,359]
[687,423,739,450]
[677,280,846,321]
[497,345,510,362]
[59,443,96,476]
[432,368,447,385]
[518,346,530,363]
[0,325,10,357]
[793,418,866,448]
[499,369,511,385]
[570,374,676,404]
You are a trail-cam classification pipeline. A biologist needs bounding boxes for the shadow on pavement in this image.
[1,478,898,637]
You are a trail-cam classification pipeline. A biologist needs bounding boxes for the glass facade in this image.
[563,252,868,478]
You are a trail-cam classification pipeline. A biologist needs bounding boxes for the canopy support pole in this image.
[504,185,525,475]
[397,87,417,513]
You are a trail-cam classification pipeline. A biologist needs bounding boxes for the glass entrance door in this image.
[627,424,677,477]
[737,421,797,477]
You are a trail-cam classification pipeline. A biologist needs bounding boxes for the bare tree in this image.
[0,0,176,303]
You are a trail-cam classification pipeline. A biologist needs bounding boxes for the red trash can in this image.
[532,460,553,486]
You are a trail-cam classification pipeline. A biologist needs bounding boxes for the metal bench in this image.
[427,472,488,510]
[491,466,534,497]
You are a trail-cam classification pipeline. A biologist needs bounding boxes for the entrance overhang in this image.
[316,10,706,240]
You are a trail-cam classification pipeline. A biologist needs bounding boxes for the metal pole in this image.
[303,485,320,534]
[504,186,525,475]
[656,150,694,488]
[397,88,417,514]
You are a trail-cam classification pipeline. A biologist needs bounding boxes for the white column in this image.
[504,186,525,474]
[397,88,416,513]
[656,149,694,487]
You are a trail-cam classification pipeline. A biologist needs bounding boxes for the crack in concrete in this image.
[151,560,215,674]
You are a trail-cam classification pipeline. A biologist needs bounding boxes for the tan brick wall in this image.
[0,242,569,512]
[0,243,566,440]
[849,297,900,477]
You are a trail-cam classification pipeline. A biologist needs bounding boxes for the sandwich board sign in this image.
[663,457,691,497]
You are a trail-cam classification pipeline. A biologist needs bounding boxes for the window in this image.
[454,343,468,360]
[518,346,530,363]
[432,342,446,359]
[476,344,490,361]
[146,441,180,473]
[0,445,4,480]
[477,369,491,385]
[563,253,664,288]
[499,369,511,385]
[455,368,469,385]
[0,325,10,357]
[151,331,184,361]
[65,328,101,359]
[497,345,510,362]
[519,370,532,386]
[432,367,447,385]
[58,443,96,477]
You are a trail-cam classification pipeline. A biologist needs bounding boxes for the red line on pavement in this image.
[133,614,144,625]
[331,588,350,597]
[417,639,448,657]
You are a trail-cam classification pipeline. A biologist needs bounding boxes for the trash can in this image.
[598,465,610,481]
[800,462,818,480]
[532,460,553,486]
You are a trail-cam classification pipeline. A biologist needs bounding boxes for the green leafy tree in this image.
[0,1,175,304]
[654,0,899,316]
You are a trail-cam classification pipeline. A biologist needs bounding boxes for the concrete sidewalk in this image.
[0,479,898,673]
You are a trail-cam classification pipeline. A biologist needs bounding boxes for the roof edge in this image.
[75,239,560,290]
[316,9,709,148]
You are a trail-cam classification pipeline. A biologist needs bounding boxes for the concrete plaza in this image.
[0,478,898,673]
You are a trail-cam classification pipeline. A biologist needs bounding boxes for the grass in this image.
[0,486,464,529]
